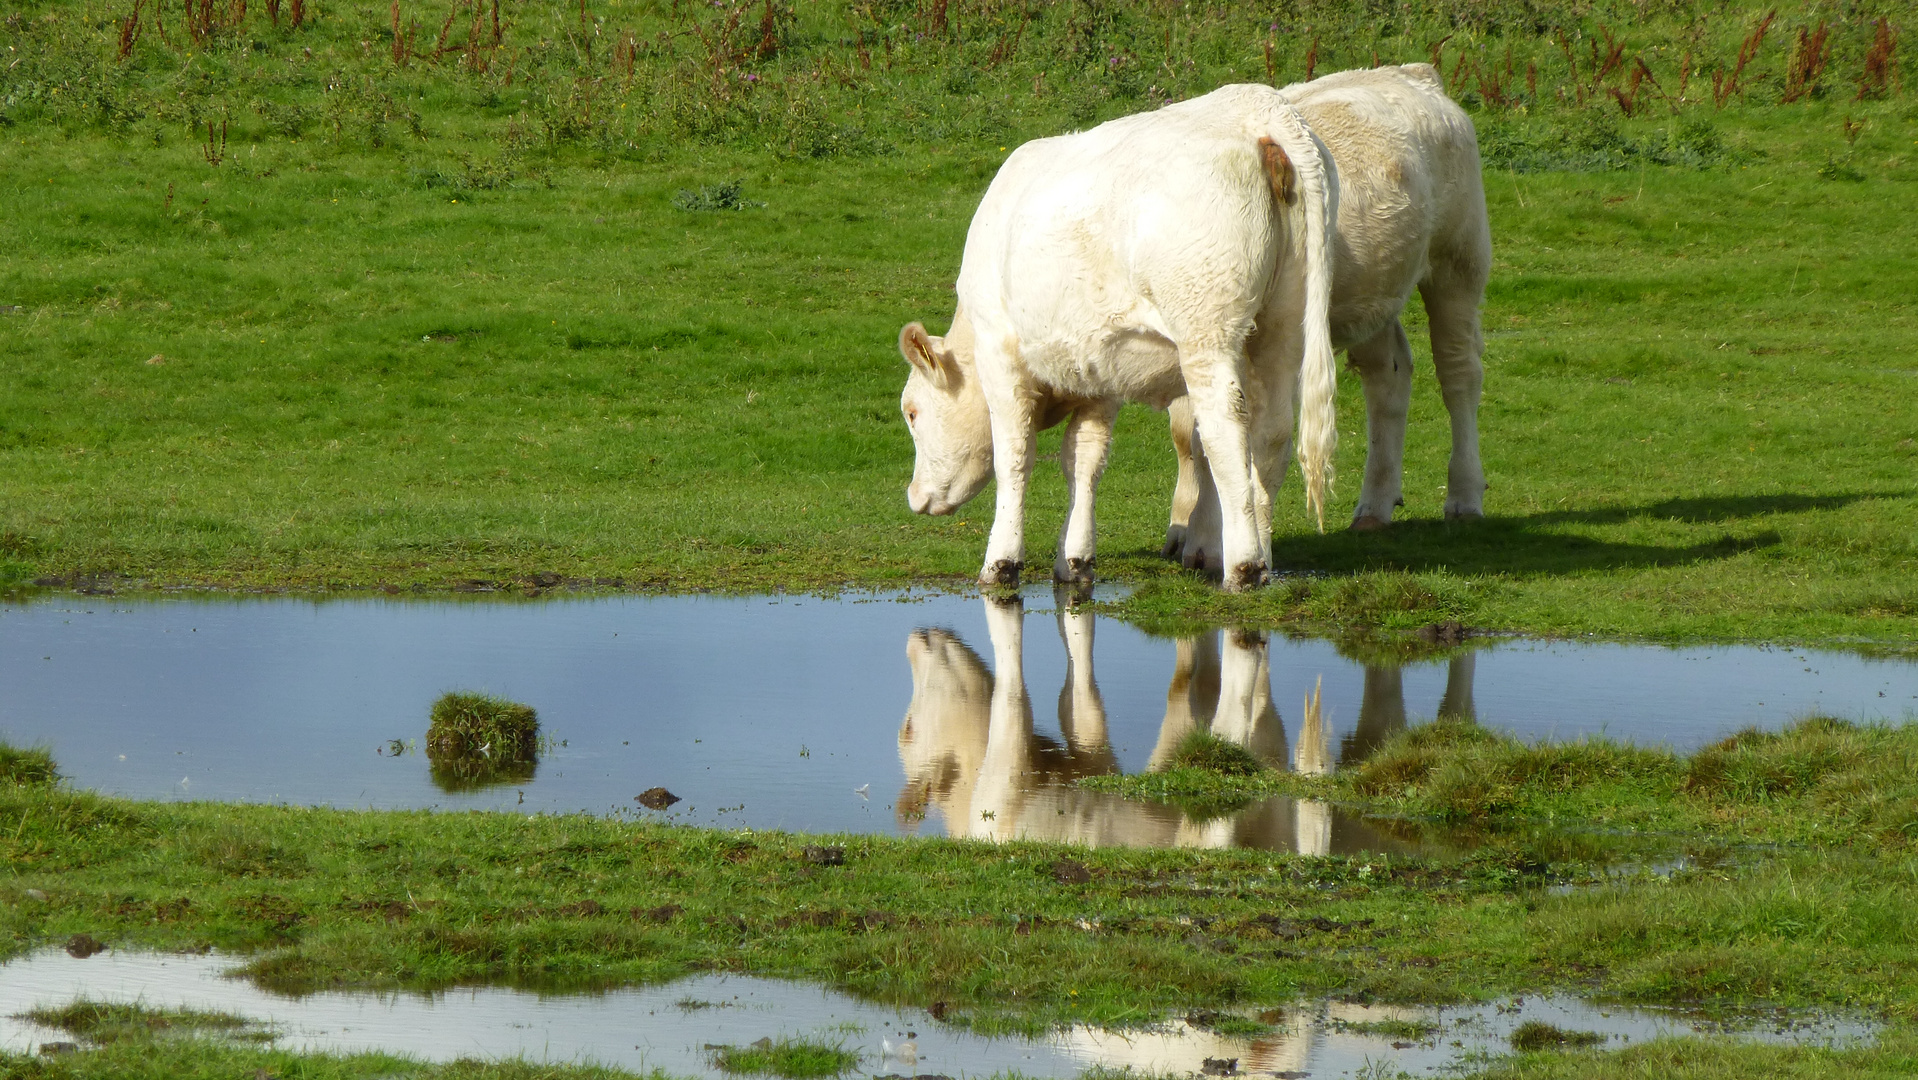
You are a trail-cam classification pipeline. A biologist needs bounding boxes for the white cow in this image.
[1165,65,1492,566]
[898,83,1338,592]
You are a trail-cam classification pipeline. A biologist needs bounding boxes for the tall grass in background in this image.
[1,0,1904,166]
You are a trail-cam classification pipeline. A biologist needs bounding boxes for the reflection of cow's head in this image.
[898,315,993,516]
[899,628,992,828]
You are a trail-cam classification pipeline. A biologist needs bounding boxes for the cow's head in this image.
[898,317,993,515]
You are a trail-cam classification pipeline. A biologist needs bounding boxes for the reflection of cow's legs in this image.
[972,596,1035,839]
[1164,396,1202,559]
[1055,602,1117,775]
[1423,272,1488,521]
[1214,630,1288,767]
[1295,677,1333,776]
[1347,319,1414,530]
[1342,664,1409,764]
[1438,652,1477,720]
[1149,632,1221,770]
[1055,401,1120,585]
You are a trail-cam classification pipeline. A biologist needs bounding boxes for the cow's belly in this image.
[1021,324,1186,409]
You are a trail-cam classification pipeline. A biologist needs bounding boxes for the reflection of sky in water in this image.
[0,949,1878,1077]
[2,590,1915,842]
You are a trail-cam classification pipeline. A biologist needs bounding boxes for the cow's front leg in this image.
[1422,281,1487,520]
[1348,319,1414,530]
[980,386,1039,587]
[1184,353,1267,592]
[1055,400,1120,585]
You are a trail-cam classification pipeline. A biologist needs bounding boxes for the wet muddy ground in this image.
[0,948,1878,1077]
[3,589,1914,849]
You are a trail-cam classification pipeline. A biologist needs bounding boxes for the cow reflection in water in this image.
[898,597,1463,854]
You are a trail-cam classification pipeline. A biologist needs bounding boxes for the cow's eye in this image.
[905,407,919,424]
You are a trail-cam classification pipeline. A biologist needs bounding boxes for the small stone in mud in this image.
[64,933,105,959]
[1417,619,1470,645]
[804,845,846,866]
[927,1001,949,1020]
[1051,858,1091,884]
[24,889,49,902]
[635,787,680,810]
[1200,1057,1239,1076]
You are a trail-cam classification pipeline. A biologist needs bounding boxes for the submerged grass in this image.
[22,999,268,1045]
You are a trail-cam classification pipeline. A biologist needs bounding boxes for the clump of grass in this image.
[673,180,764,211]
[1350,720,1680,822]
[1,741,58,785]
[707,1038,859,1079]
[1682,717,1918,844]
[1167,730,1269,776]
[425,692,539,792]
[1509,1020,1607,1051]
[25,999,269,1045]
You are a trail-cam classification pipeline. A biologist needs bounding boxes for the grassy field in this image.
[0,0,1913,645]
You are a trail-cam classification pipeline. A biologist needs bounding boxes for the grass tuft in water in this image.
[1510,1020,1609,1051]
[707,1038,859,1079]
[425,692,540,791]
[1333,1016,1442,1041]
[0,742,58,786]
[24,999,268,1044]
[1167,731,1270,777]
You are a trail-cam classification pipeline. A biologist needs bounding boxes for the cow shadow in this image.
[1122,490,1900,578]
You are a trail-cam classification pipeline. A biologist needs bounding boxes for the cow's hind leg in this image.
[1055,400,1120,586]
[1422,279,1487,520]
[1163,396,1202,559]
[1183,347,1268,592]
[1348,318,1415,530]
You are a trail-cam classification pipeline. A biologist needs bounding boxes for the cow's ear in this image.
[898,322,955,389]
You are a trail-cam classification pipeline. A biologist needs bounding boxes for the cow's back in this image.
[1283,64,1488,348]
[957,84,1302,406]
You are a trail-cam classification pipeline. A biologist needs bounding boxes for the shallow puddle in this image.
[0,949,1876,1076]
[2,590,1914,850]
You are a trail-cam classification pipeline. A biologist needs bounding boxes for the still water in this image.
[0,949,1878,1077]
[2,590,1914,849]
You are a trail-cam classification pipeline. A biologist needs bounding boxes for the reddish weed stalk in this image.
[1780,20,1830,103]
[116,0,145,59]
[1856,17,1898,100]
[1713,9,1775,107]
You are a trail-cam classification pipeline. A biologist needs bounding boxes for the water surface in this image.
[3,590,1913,849]
[0,949,1877,1077]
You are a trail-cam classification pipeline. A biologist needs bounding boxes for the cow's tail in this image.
[1256,97,1337,532]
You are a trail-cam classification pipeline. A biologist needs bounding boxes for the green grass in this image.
[707,1038,860,1079]
[1087,716,1918,849]
[1509,1020,1608,1051]
[425,691,542,790]
[21,999,269,1045]
[0,743,60,786]
[1470,1028,1918,1079]
[0,1041,670,1080]
[7,735,1918,1033]
[0,0,1911,647]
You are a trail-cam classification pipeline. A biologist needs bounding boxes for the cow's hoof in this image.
[1161,526,1187,560]
[1350,515,1390,532]
[1223,561,1269,593]
[1443,507,1485,522]
[980,559,1023,587]
[1054,556,1095,586]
